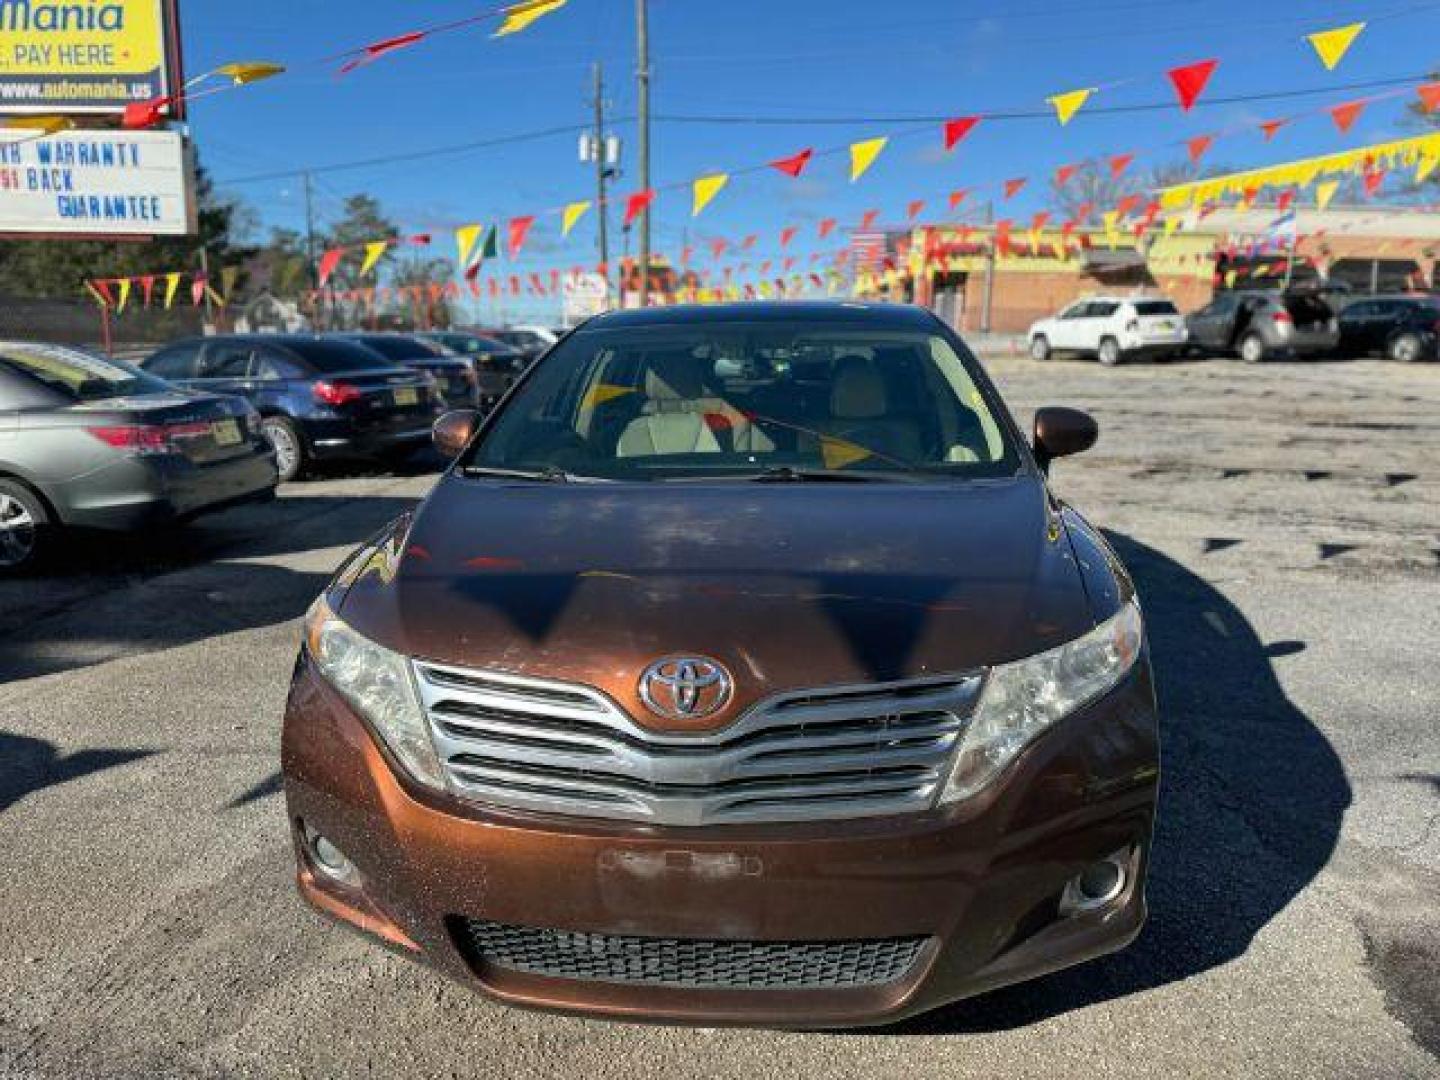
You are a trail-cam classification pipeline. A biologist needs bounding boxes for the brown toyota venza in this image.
[282,302,1158,1027]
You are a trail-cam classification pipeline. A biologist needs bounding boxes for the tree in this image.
[0,162,254,300]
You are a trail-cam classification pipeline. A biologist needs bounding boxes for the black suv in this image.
[1337,295,1440,362]
[143,335,444,481]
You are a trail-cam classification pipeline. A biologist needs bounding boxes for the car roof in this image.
[580,301,940,331]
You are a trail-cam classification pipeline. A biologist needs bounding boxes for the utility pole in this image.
[591,63,612,306]
[635,0,652,307]
[980,200,996,335]
[302,171,322,328]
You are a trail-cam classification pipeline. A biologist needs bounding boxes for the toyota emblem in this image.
[638,657,733,721]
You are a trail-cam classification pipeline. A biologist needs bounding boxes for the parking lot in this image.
[1,353,1437,1079]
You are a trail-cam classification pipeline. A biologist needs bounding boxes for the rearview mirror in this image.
[1033,407,1098,471]
[433,409,480,458]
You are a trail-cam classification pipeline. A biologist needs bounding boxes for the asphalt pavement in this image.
[0,355,1436,1079]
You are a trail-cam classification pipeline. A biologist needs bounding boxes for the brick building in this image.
[858,205,1440,334]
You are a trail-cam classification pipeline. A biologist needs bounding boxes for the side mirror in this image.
[1033,407,1098,472]
[433,409,480,458]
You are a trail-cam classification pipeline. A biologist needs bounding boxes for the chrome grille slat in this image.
[415,659,980,826]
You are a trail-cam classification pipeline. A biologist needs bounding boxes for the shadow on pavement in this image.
[0,493,421,684]
[887,531,1351,1033]
[0,732,154,814]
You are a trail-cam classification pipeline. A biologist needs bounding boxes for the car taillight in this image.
[312,380,363,406]
[86,420,209,455]
[1271,311,1293,324]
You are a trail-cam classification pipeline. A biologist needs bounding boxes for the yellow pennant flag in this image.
[455,224,482,264]
[1307,22,1365,71]
[215,61,285,85]
[561,200,591,237]
[7,115,73,133]
[691,174,728,217]
[1315,179,1340,210]
[115,278,132,314]
[580,383,634,410]
[1046,87,1095,126]
[221,266,239,299]
[163,272,181,309]
[1102,210,1120,249]
[361,240,389,276]
[1224,270,1237,288]
[206,285,226,308]
[849,137,888,182]
[1416,156,1439,184]
[494,0,569,37]
[1164,216,1182,237]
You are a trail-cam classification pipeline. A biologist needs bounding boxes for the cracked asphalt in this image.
[0,354,1436,1079]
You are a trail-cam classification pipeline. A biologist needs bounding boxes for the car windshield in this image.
[465,320,1021,481]
[0,342,173,401]
[286,339,399,373]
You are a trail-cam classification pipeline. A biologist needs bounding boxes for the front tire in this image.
[0,478,49,574]
[1239,333,1267,364]
[1029,335,1052,362]
[1097,337,1122,367]
[261,417,306,483]
[1389,333,1424,363]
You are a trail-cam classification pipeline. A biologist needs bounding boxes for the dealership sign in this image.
[0,0,178,114]
[0,128,194,235]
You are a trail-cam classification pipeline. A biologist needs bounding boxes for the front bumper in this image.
[281,655,1159,1027]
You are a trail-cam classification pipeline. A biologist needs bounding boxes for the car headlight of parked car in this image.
[304,595,444,789]
[941,600,1144,804]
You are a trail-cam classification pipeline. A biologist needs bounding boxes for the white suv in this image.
[1028,296,1188,365]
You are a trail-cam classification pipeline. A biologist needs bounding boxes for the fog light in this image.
[304,827,357,883]
[1059,850,1130,916]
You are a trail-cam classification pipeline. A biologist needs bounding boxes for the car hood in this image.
[336,476,1098,731]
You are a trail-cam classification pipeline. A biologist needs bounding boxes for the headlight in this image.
[940,600,1143,804]
[304,596,445,789]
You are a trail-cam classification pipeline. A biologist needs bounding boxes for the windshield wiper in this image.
[461,464,584,483]
[744,466,905,483]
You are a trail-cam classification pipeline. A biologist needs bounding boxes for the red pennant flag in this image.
[994,219,1013,255]
[91,279,115,306]
[1259,118,1287,141]
[1030,211,1050,231]
[191,277,207,307]
[1187,135,1214,164]
[1363,168,1386,197]
[138,275,155,306]
[1061,220,1077,241]
[1418,82,1440,113]
[1276,190,1295,212]
[507,216,535,256]
[317,249,344,288]
[623,189,654,227]
[488,279,499,298]
[759,260,771,275]
[947,189,970,211]
[467,280,481,298]
[783,256,796,271]
[1329,100,1365,134]
[508,276,521,296]
[779,226,798,247]
[769,149,813,178]
[740,233,757,251]
[122,96,171,130]
[1003,177,1027,199]
[1115,193,1142,218]
[1054,163,1078,187]
[1167,59,1218,112]
[339,30,426,75]
[464,261,480,282]
[860,209,879,230]
[1074,200,1095,222]
[907,199,925,219]
[408,233,432,246]
[942,116,981,151]
[1109,153,1134,179]
[710,238,727,258]
[818,218,836,239]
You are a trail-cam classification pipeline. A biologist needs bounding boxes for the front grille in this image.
[413,661,980,826]
[453,918,928,990]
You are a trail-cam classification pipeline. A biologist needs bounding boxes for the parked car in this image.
[414,330,530,409]
[0,342,276,572]
[1337,294,1440,362]
[283,301,1157,1027]
[143,335,444,483]
[1185,289,1341,362]
[1028,296,1187,365]
[475,326,552,361]
[337,333,479,408]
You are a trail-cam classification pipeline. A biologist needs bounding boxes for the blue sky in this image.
[184,0,1440,316]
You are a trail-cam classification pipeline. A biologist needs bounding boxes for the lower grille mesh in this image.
[453,918,927,990]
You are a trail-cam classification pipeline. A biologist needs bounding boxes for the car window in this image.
[1059,303,1087,320]
[1090,302,1120,318]
[1346,301,1377,318]
[0,342,173,401]
[199,342,254,379]
[284,339,396,373]
[145,342,201,380]
[255,347,305,381]
[466,321,1021,481]
[1132,300,1179,316]
[350,336,434,362]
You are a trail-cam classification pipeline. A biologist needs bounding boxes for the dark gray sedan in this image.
[0,342,278,572]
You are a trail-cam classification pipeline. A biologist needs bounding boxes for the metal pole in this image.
[980,200,996,335]
[635,0,651,308]
[592,62,611,307]
[303,171,322,328]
